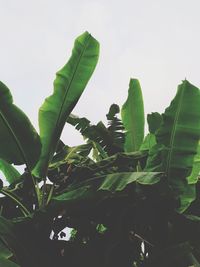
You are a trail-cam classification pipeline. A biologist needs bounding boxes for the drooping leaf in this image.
[121,78,145,152]
[145,80,200,212]
[99,171,162,191]
[0,159,20,184]
[49,143,93,169]
[48,150,147,188]
[52,171,162,204]
[67,112,124,156]
[32,31,99,178]
[0,81,41,170]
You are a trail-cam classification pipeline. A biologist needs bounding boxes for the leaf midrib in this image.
[0,110,29,169]
[127,96,137,151]
[49,34,92,161]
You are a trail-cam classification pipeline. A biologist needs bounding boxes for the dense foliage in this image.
[0,32,200,267]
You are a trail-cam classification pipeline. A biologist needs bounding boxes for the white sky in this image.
[0,0,200,146]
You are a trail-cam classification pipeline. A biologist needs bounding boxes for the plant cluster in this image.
[0,32,200,267]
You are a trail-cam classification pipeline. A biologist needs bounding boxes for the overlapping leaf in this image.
[67,104,124,156]
[140,112,162,151]
[52,171,162,204]
[145,80,200,212]
[0,159,21,184]
[0,81,41,170]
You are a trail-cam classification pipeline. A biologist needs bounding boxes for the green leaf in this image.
[145,80,200,212]
[140,133,156,151]
[0,239,12,259]
[187,142,200,184]
[52,171,162,204]
[0,216,30,267]
[32,31,99,178]
[0,159,20,184]
[0,258,20,267]
[147,112,163,134]
[140,113,162,152]
[99,171,161,191]
[121,78,145,152]
[49,143,93,169]
[0,81,41,170]
[67,111,124,156]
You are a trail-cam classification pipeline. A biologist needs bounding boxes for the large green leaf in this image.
[0,81,41,170]
[32,32,99,178]
[0,159,20,184]
[145,80,200,212]
[52,171,162,204]
[121,78,145,152]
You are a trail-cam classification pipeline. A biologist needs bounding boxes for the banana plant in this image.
[0,30,200,267]
[0,31,99,266]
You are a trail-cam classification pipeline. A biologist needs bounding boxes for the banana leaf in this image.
[67,113,124,156]
[0,216,39,267]
[0,258,20,267]
[52,171,162,204]
[121,78,145,152]
[147,112,163,134]
[140,133,156,151]
[0,239,12,259]
[187,142,200,184]
[49,143,93,169]
[0,81,41,170]
[145,80,200,212]
[0,159,21,184]
[32,31,99,178]
[140,112,162,152]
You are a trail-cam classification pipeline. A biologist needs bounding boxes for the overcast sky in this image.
[0,0,200,146]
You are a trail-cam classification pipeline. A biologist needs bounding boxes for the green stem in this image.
[47,184,54,205]
[41,178,47,208]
